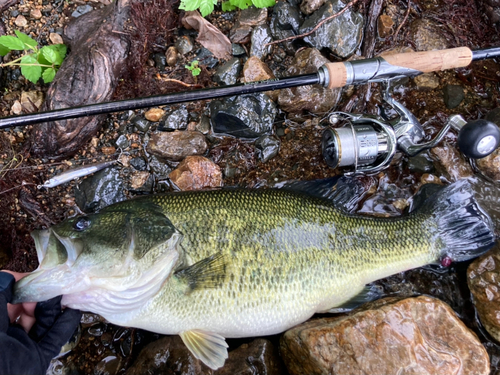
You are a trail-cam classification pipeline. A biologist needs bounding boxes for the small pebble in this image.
[30,9,42,19]
[49,32,64,44]
[101,146,116,155]
[145,108,165,122]
[14,15,28,27]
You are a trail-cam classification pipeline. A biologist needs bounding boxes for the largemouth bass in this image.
[13,179,495,369]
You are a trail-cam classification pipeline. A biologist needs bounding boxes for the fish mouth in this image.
[12,229,85,304]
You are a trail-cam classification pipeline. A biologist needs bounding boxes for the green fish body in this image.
[13,179,495,369]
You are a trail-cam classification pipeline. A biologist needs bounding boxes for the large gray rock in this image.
[75,167,126,212]
[299,0,363,58]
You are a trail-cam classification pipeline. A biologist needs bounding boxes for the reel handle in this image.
[321,47,473,89]
[457,119,500,159]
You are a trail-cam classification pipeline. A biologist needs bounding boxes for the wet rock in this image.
[255,135,280,163]
[250,25,272,60]
[239,7,267,27]
[214,339,285,375]
[409,18,448,51]
[300,0,326,15]
[272,1,302,33]
[358,175,412,216]
[214,57,242,86]
[30,8,42,19]
[430,142,473,181]
[195,115,211,134]
[195,48,219,69]
[131,115,150,133]
[468,244,500,342]
[144,108,165,122]
[299,0,363,58]
[74,167,126,212]
[405,151,435,173]
[414,73,439,90]
[210,93,277,139]
[130,171,152,191]
[277,48,341,113]
[49,32,64,44]
[169,155,223,191]
[115,135,129,149]
[14,15,27,27]
[232,43,246,57]
[153,53,167,70]
[443,84,465,109]
[175,35,194,55]
[95,354,121,375]
[159,106,189,131]
[242,57,278,100]
[148,155,172,180]
[230,25,253,44]
[165,46,178,67]
[72,4,93,18]
[126,335,211,375]
[377,14,394,38]
[147,130,208,161]
[280,296,490,375]
[130,157,147,171]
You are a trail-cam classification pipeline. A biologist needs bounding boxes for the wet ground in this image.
[2,0,500,373]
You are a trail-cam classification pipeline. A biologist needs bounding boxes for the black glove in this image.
[0,272,82,375]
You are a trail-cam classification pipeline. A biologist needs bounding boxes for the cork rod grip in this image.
[323,47,473,89]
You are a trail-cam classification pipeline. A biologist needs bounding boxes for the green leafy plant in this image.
[185,60,201,77]
[179,0,275,17]
[0,31,67,84]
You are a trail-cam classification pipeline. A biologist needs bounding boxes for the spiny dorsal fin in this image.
[175,252,227,291]
[179,329,228,370]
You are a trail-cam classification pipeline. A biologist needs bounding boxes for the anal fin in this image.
[179,329,228,370]
[326,284,383,313]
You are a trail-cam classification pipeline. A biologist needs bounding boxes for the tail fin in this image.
[425,179,496,262]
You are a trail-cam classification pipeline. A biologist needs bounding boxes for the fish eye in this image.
[74,217,91,231]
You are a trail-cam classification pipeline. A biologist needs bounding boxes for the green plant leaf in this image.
[41,45,60,64]
[14,30,37,49]
[0,35,25,51]
[199,0,217,17]
[221,1,236,10]
[51,44,67,63]
[0,44,9,56]
[192,67,201,76]
[179,0,201,11]
[20,55,42,83]
[42,67,56,83]
[229,0,252,10]
[252,0,274,7]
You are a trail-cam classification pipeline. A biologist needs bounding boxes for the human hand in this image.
[0,271,82,375]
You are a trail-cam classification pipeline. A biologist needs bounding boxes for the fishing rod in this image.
[0,46,497,130]
[1,46,500,174]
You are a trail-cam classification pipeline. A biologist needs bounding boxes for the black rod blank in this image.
[0,74,320,130]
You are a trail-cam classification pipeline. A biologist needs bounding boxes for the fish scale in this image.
[12,180,495,370]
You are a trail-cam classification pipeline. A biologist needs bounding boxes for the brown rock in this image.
[147,131,208,161]
[144,107,165,122]
[30,8,42,19]
[230,26,253,44]
[14,15,27,27]
[278,48,341,113]
[49,32,64,45]
[242,57,278,101]
[130,171,150,189]
[214,339,286,375]
[430,142,473,181]
[413,72,440,90]
[409,18,448,51]
[101,146,116,155]
[377,14,394,38]
[125,335,212,375]
[468,244,500,342]
[300,0,326,15]
[11,100,22,115]
[280,296,489,375]
[165,46,178,67]
[169,155,222,191]
[476,148,500,181]
[238,7,267,27]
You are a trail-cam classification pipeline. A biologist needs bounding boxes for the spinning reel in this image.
[322,79,500,175]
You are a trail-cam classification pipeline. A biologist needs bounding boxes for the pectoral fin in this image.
[179,329,228,370]
[325,284,383,313]
[175,252,227,291]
